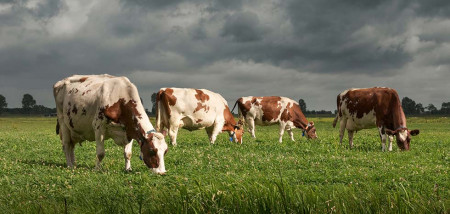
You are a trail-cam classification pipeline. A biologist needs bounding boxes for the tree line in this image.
[1,93,448,116]
[0,94,56,115]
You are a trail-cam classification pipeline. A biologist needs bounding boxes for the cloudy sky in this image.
[1,0,449,111]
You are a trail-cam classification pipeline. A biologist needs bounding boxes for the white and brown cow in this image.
[53,74,168,174]
[155,88,243,145]
[333,87,420,151]
[233,96,317,143]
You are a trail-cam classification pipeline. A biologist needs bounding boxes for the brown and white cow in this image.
[53,74,168,174]
[233,96,317,143]
[333,87,420,151]
[155,88,243,145]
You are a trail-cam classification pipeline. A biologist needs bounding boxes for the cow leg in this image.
[205,127,213,140]
[287,128,295,141]
[168,126,179,146]
[123,140,133,171]
[378,127,387,152]
[94,131,105,170]
[60,124,76,168]
[278,123,286,143]
[246,118,256,138]
[348,130,354,148]
[210,122,224,144]
[388,135,394,151]
[339,119,347,145]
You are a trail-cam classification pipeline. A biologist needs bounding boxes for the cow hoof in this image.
[125,168,132,172]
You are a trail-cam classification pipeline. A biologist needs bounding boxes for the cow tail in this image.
[56,119,60,135]
[231,99,239,113]
[332,115,338,128]
[155,92,162,132]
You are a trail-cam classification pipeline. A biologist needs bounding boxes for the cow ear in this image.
[309,121,314,126]
[410,129,420,136]
[385,128,396,135]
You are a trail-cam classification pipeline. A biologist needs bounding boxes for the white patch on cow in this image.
[398,129,408,142]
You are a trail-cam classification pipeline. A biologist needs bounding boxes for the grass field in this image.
[0,117,448,213]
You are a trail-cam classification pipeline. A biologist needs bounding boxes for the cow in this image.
[155,88,243,145]
[333,87,420,151]
[233,96,317,143]
[53,74,168,174]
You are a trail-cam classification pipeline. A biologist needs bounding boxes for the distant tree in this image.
[415,103,424,114]
[426,104,437,114]
[441,102,450,114]
[151,92,157,114]
[0,95,7,114]
[402,97,416,115]
[298,99,307,113]
[22,94,36,111]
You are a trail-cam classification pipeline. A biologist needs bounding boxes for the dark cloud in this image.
[0,0,449,109]
[221,11,264,42]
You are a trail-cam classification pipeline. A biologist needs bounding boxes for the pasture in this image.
[0,117,448,213]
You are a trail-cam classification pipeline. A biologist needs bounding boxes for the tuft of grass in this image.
[0,117,448,213]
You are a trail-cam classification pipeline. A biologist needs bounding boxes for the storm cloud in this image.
[0,0,449,110]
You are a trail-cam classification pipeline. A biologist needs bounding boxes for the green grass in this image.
[0,117,448,213]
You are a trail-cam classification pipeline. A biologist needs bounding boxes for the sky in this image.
[0,0,449,111]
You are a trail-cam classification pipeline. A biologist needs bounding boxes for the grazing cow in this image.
[233,96,317,143]
[155,88,243,145]
[333,87,420,151]
[53,74,168,174]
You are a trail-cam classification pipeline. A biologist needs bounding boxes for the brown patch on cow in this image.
[280,102,292,122]
[195,89,210,103]
[164,88,177,106]
[196,119,203,123]
[68,88,79,94]
[237,97,259,118]
[79,77,88,83]
[156,88,177,121]
[72,105,78,114]
[69,118,74,128]
[82,90,91,96]
[222,105,237,131]
[193,102,210,113]
[102,98,144,141]
[82,108,87,116]
[260,96,282,122]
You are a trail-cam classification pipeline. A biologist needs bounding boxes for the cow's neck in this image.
[293,111,309,130]
[120,101,154,142]
[392,99,407,129]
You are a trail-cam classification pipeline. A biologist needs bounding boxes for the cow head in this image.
[234,121,244,144]
[304,121,317,139]
[140,132,168,174]
[229,120,244,144]
[385,127,420,150]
